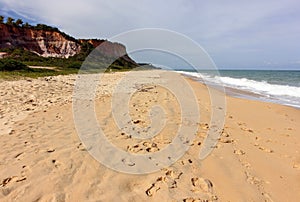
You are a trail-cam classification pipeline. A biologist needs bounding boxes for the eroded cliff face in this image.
[79,39,127,57]
[79,39,137,64]
[0,24,138,66]
[0,24,81,58]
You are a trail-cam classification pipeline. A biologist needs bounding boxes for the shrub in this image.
[0,59,29,71]
[67,61,82,69]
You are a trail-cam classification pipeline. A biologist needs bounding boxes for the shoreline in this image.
[0,70,299,201]
[1,68,299,111]
[176,70,300,110]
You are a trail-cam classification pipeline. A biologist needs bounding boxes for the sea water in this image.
[176,69,300,109]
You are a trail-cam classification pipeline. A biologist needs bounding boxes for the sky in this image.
[0,0,300,70]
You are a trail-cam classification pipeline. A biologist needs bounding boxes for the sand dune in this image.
[0,70,299,201]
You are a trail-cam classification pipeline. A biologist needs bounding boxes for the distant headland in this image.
[0,16,147,76]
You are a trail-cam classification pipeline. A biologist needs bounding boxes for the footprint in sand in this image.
[258,146,274,153]
[146,169,183,197]
[292,160,300,169]
[219,138,234,143]
[237,122,254,133]
[199,123,209,130]
[241,161,251,169]
[0,177,15,187]
[121,158,136,167]
[145,183,161,197]
[47,148,55,153]
[8,129,15,135]
[14,152,24,160]
[183,197,198,202]
[234,149,245,155]
[293,163,300,169]
[15,177,26,183]
[191,177,213,193]
[241,127,254,133]
[146,182,161,196]
[127,142,160,153]
[183,195,218,202]
[76,142,87,151]
[52,159,61,168]
[245,171,262,185]
[127,144,143,153]
[0,175,27,188]
[165,170,183,189]
[220,129,230,137]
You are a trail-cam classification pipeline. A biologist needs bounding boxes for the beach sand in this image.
[0,70,299,201]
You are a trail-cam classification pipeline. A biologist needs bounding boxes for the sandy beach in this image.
[0,70,299,201]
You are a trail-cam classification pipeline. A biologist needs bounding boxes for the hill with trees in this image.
[0,16,138,73]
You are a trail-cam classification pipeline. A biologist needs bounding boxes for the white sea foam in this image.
[176,70,300,108]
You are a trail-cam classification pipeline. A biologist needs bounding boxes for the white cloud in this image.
[1,0,300,69]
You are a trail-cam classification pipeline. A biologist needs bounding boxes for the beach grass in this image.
[0,67,79,80]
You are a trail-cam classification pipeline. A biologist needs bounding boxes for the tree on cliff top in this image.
[23,22,31,28]
[15,19,23,26]
[0,16,4,24]
[6,17,15,25]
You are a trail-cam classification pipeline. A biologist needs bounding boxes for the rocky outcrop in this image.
[79,39,133,61]
[79,39,106,48]
[0,24,81,58]
[0,24,137,66]
[79,39,138,66]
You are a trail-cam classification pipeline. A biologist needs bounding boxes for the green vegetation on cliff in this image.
[0,16,141,79]
[0,58,29,71]
[0,58,79,80]
[1,46,137,70]
[0,15,77,42]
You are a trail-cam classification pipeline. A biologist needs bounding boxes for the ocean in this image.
[175,69,300,109]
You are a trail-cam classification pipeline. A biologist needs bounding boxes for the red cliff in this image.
[0,24,80,58]
[0,24,137,66]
